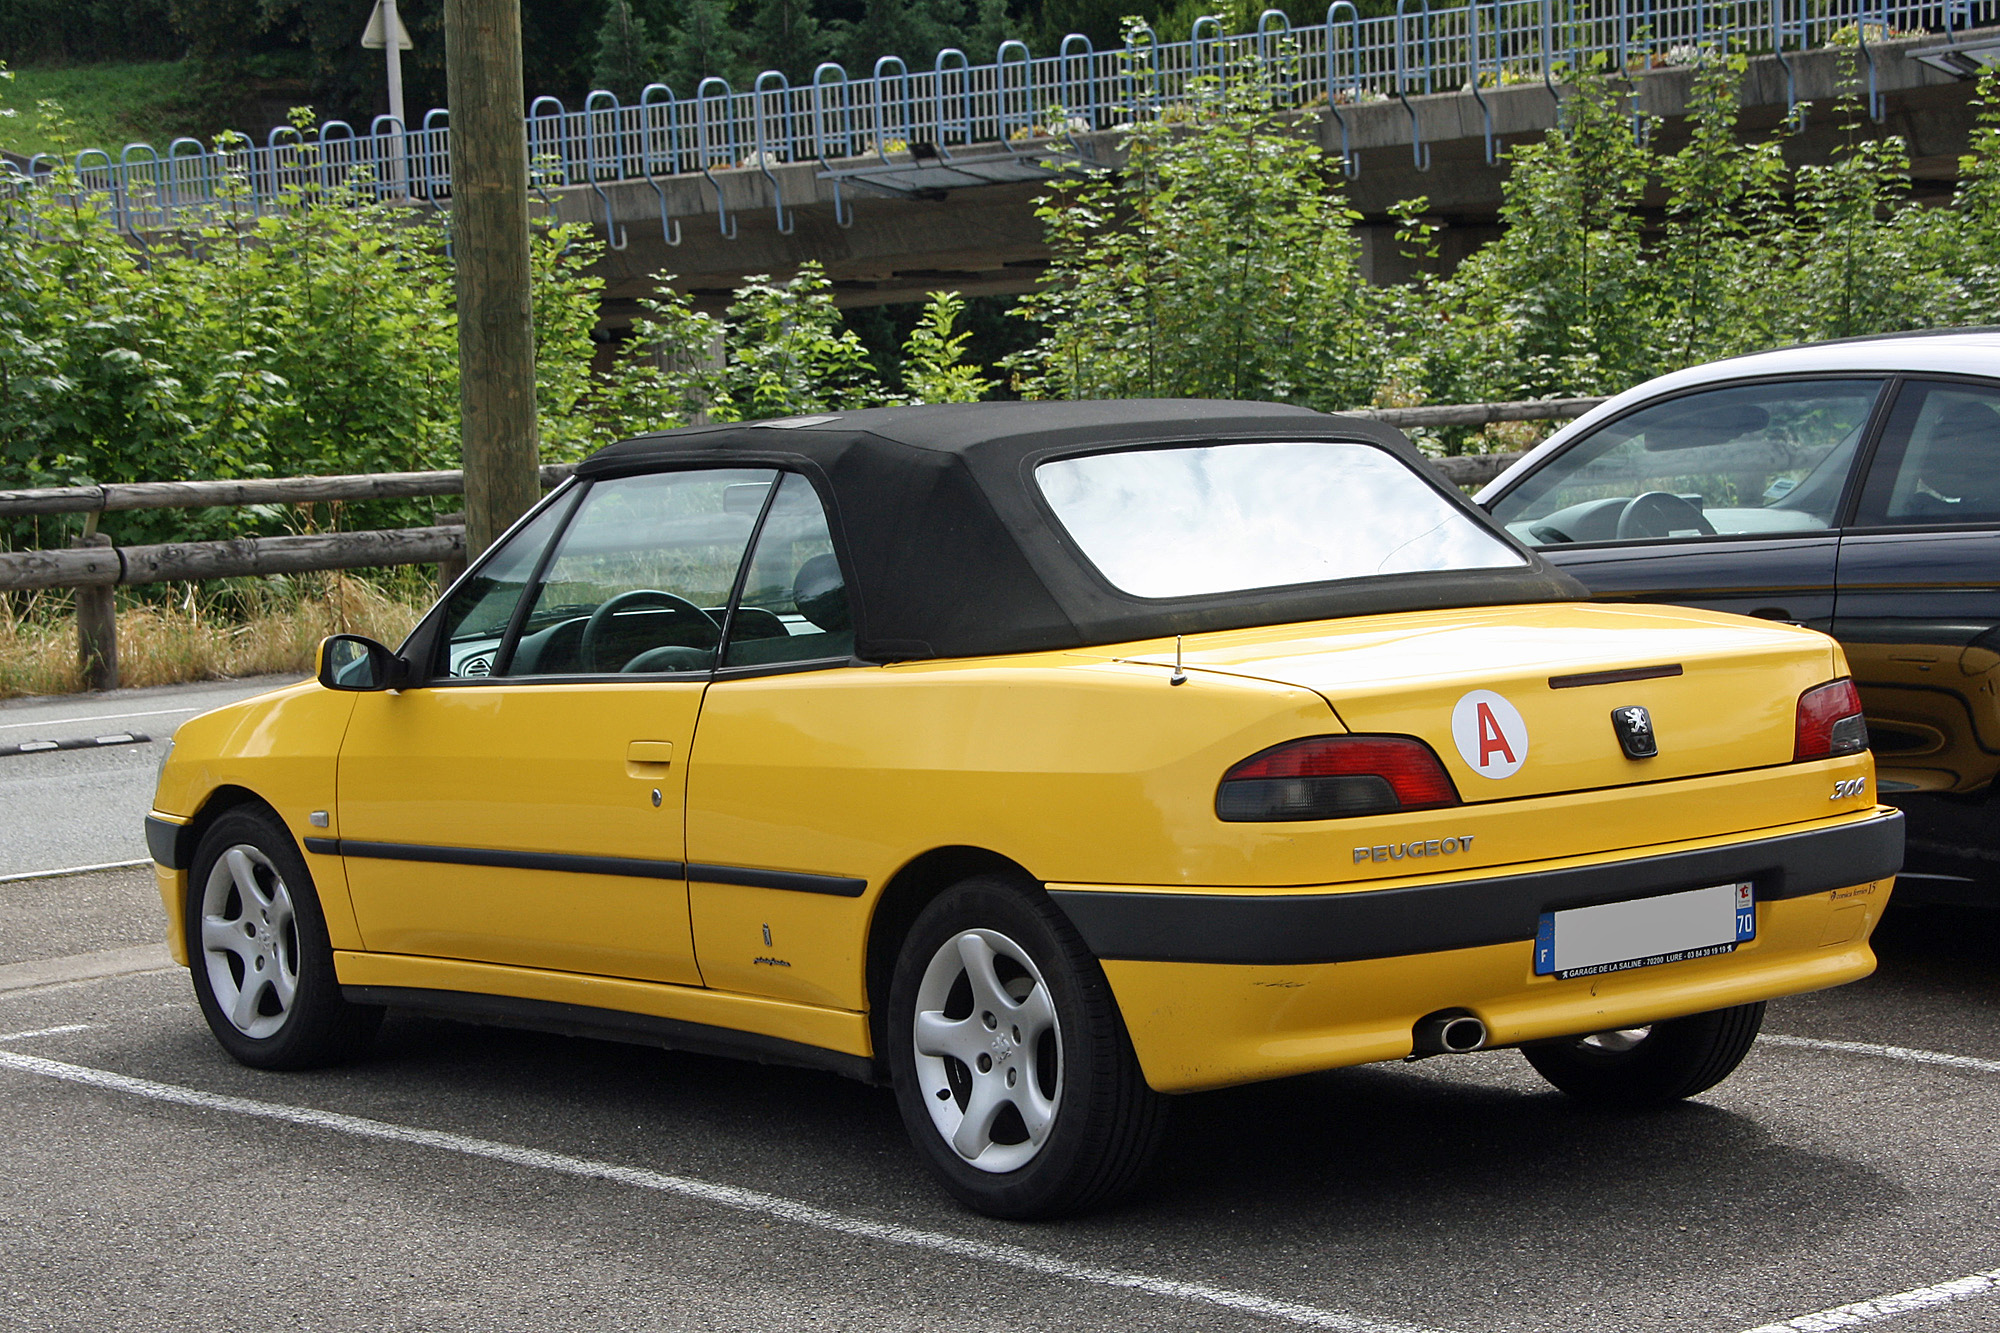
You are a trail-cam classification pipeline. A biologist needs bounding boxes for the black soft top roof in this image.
[577,400,1582,662]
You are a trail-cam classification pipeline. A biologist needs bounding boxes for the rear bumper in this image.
[1050,809,1902,965]
[1051,809,1902,1093]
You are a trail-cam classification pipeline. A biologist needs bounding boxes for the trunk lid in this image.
[1118,603,1842,801]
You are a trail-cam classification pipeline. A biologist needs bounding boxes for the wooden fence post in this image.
[69,533,117,691]
[435,511,468,589]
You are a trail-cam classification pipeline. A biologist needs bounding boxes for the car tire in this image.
[887,874,1167,1219]
[1522,1002,1766,1107]
[186,806,382,1070]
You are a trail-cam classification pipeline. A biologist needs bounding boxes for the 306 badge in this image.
[1832,776,1868,800]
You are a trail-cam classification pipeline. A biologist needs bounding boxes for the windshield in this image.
[1036,440,1526,600]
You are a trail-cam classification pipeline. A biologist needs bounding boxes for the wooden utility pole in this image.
[443,0,539,559]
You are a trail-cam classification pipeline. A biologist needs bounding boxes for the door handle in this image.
[626,740,674,777]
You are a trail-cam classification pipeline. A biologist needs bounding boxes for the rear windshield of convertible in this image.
[1035,440,1528,599]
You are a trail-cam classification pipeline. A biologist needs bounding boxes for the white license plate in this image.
[1534,882,1755,979]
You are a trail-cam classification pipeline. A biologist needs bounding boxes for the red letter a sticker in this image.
[1476,702,1517,767]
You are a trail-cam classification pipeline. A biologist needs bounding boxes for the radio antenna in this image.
[1170,635,1187,686]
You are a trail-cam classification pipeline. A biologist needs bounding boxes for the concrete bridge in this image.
[547,32,1997,328]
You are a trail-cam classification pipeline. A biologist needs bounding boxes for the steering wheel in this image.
[1615,491,1716,541]
[579,590,717,672]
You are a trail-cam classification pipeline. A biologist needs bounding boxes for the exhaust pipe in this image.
[1409,1010,1488,1058]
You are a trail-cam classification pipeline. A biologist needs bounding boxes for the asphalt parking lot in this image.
[2,858,1997,1333]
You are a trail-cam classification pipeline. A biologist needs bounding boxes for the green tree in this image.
[745,0,835,84]
[532,222,614,458]
[592,263,899,436]
[1655,53,1789,367]
[1008,33,1383,409]
[1951,68,2000,323]
[592,0,667,100]
[720,264,892,417]
[581,284,725,448]
[660,0,747,96]
[837,0,965,76]
[1781,128,1942,340]
[1425,62,1659,402]
[902,291,993,402]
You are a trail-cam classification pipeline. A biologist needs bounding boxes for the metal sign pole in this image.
[362,0,415,195]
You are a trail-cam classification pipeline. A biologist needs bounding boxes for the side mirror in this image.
[317,635,409,692]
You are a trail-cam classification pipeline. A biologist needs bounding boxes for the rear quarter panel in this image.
[685,656,1338,1009]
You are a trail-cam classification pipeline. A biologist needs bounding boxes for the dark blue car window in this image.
[1494,380,1884,545]
[1855,381,2000,528]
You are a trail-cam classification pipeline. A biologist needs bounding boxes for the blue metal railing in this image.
[5,0,1994,238]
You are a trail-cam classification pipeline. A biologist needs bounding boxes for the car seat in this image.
[1906,399,2000,519]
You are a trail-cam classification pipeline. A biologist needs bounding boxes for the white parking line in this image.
[1761,1033,2000,1075]
[1742,1038,2000,1331]
[0,1024,93,1041]
[0,859,152,886]
[0,1049,1443,1333]
[0,706,201,732]
[1739,1267,2000,1332]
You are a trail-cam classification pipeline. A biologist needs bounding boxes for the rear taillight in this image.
[1216,736,1461,822]
[1795,679,1869,761]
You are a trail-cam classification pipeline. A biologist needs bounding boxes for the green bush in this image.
[1397,59,2000,416]
[0,137,467,544]
[8,55,2000,558]
[0,91,1000,550]
[1005,30,1385,409]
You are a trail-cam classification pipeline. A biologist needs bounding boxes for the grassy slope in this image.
[0,62,210,159]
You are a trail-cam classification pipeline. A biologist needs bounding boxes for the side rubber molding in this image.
[144,814,194,871]
[308,837,686,881]
[304,837,865,896]
[1050,811,1903,966]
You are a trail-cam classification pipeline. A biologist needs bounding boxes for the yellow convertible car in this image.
[147,401,1901,1218]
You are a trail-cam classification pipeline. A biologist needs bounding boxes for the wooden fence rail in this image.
[0,396,1601,691]
[0,463,579,519]
[1,526,467,592]
[1351,397,1604,430]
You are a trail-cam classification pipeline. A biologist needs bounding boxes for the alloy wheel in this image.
[911,928,1063,1174]
[198,844,301,1040]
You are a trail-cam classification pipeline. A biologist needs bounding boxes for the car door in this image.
[683,471,875,1011]
[1835,377,2000,797]
[336,467,777,985]
[1487,378,1889,631]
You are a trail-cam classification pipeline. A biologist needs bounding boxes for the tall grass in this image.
[0,574,431,698]
[0,61,210,159]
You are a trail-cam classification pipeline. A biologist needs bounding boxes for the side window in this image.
[434,492,577,679]
[499,468,776,677]
[1854,381,2000,528]
[1490,380,1884,545]
[722,472,853,669]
